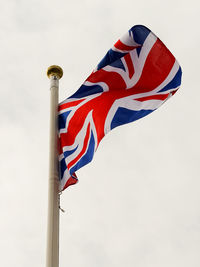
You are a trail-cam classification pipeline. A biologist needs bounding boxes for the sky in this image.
[0,0,200,266]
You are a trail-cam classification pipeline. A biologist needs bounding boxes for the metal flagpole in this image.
[46,65,63,267]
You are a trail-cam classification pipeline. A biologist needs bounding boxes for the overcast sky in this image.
[0,1,200,267]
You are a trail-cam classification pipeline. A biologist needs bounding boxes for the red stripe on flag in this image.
[87,69,126,91]
[59,99,85,111]
[171,89,178,95]
[63,174,78,190]
[135,93,169,102]
[114,40,139,51]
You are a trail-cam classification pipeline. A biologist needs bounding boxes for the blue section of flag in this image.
[60,158,67,181]
[70,131,95,175]
[70,84,103,98]
[97,50,126,70]
[130,25,151,45]
[111,108,154,130]
[109,58,126,71]
[130,25,151,56]
[59,111,71,129]
[63,146,78,158]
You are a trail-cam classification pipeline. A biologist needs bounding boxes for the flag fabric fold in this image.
[58,25,182,191]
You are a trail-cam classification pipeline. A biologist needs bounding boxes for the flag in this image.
[58,25,182,191]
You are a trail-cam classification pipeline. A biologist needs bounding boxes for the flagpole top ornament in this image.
[47,65,63,79]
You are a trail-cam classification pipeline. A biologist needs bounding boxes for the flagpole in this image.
[46,65,63,267]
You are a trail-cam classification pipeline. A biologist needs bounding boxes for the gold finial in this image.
[47,65,63,79]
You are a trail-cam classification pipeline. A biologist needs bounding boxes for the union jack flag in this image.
[58,25,182,191]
